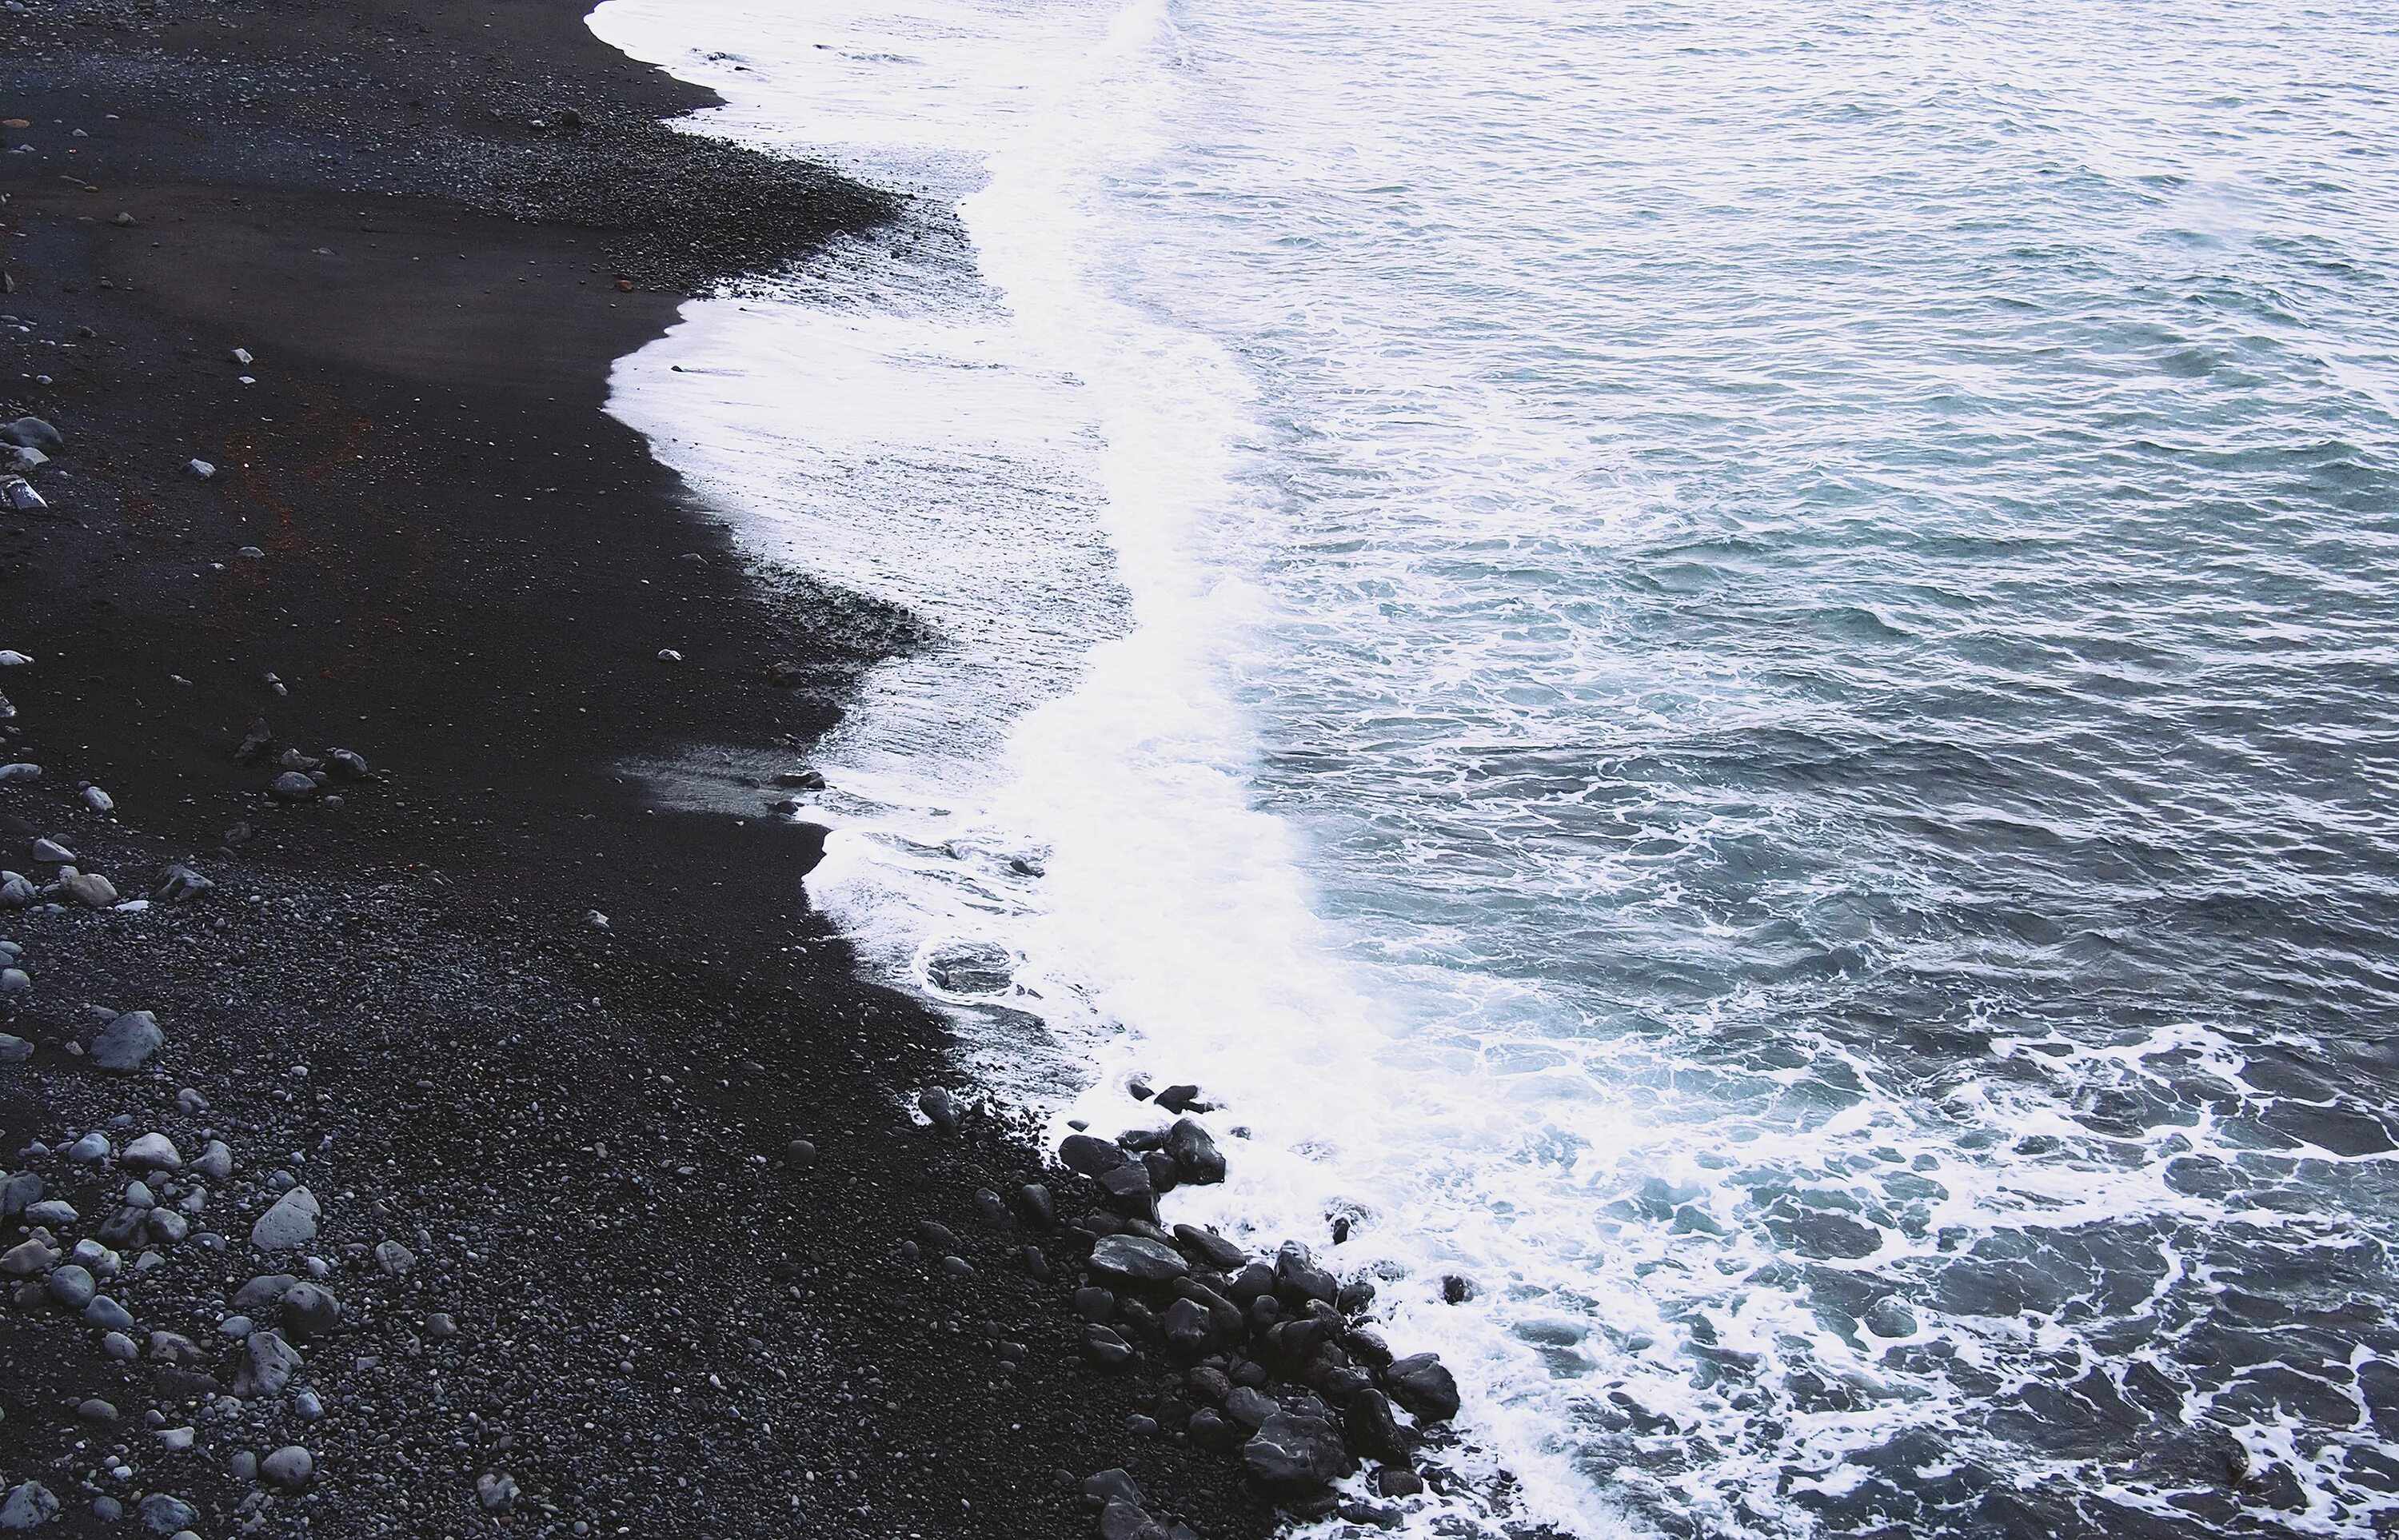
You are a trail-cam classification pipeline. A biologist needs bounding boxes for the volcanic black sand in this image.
[0,3,1487,1538]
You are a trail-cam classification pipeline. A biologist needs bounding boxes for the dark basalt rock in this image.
[1155,1084,1211,1115]
[1060,1133,1130,1175]
[916,1086,963,1133]
[1172,1224,1246,1271]
[1338,1386,1412,1463]
[1383,1353,1462,1422]
[1088,1235,1188,1286]
[1165,1119,1226,1185]
[1162,1297,1211,1358]
[1080,1468,1143,1509]
[1016,1182,1057,1228]
[1240,1402,1355,1498]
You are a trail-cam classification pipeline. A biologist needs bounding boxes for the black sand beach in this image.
[0,0,1330,1534]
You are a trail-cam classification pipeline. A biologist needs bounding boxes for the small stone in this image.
[260,1446,313,1489]
[145,1209,189,1245]
[2,418,61,453]
[267,771,317,802]
[28,838,73,864]
[477,1472,518,1514]
[0,1032,30,1063]
[74,1397,119,1424]
[123,1132,182,1171]
[249,1187,319,1251]
[155,1426,196,1452]
[1371,1466,1425,1498]
[101,1330,138,1361]
[81,785,114,814]
[227,1451,257,1481]
[64,1131,110,1163]
[1243,1405,1355,1498]
[90,1011,163,1073]
[148,1331,206,1365]
[425,1311,457,1339]
[1173,1224,1247,1271]
[373,1239,415,1276]
[186,459,215,479]
[0,478,42,513]
[0,875,33,908]
[136,1493,198,1534]
[232,1273,300,1315]
[784,1139,816,1169]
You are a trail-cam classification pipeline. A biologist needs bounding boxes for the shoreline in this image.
[0,0,1306,1535]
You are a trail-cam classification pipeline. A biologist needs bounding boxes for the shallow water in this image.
[589,0,2399,1533]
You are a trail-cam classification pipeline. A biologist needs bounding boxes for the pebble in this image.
[27,837,72,863]
[100,1330,138,1361]
[80,784,113,813]
[155,1426,195,1451]
[57,870,116,908]
[136,1494,198,1534]
[917,1086,962,1134]
[267,771,317,802]
[186,458,215,479]
[63,1131,110,1163]
[83,1294,134,1331]
[0,1031,28,1062]
[373,1239,416,1275]
[281,1281,341,1337]
[232,1328,302,1397]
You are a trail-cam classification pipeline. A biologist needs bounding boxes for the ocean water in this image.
[585,0,2399,1534]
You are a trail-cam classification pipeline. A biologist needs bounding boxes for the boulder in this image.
[1060,1133,1129,1175]
[249,1187,320,1251]
[1383,1353,1460,1422]
[90,1011,163,1072]
[0,1482,58,1530]
[1242,1404,1355,1498]
[1165,1119,1226,1185]
[1087,1234,1188,1286]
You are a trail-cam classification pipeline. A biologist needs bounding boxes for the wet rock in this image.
[123,1133,182,1171]
[261,1445,314,1489]
[1339,1386,1412,1463]
[1275,1245,1338,1308]
[1162,1297,1211,1358]
[924,941,1013,994]
[1371,1466,1424,1498]
[249,1187,319,1251]
[1060,1133,1130,1176]
[90,1011,163,1072]
[1173,1224,1247,1272]
[232,1328,301,1397]
[1243,1403,1355,1498]
[1141,1150,1180,1195]
[1155,1084,1211,1114]
[1165,1119,1227,1184]
[1088,1234,1188,1286]
[0,1481,58,1530]
[1096,1163,1156,1219]
[1383,1353,1461,1422]
[917,1086,962,1134]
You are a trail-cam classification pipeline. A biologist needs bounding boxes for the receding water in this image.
[591,0,2399,1534]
